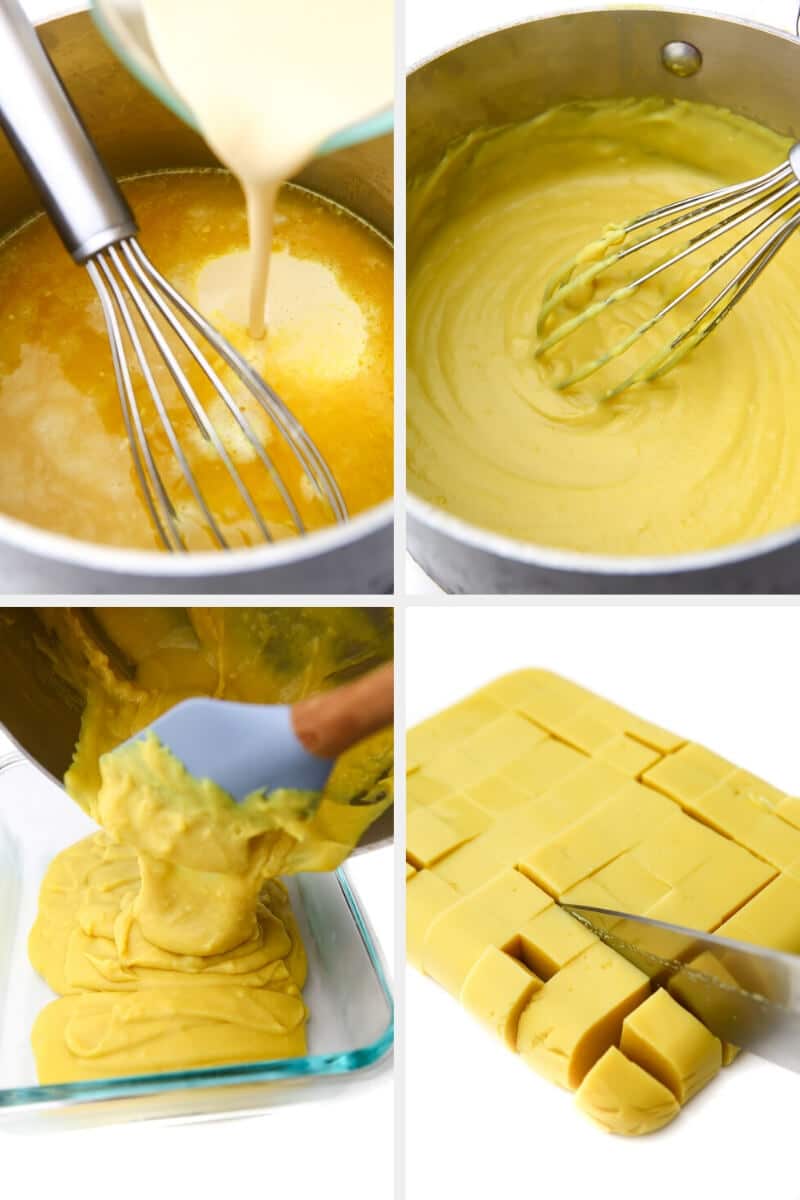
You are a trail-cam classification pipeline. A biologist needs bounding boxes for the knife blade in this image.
[559,901,800,1074]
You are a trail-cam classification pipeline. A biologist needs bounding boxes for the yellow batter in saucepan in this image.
[26,608,393,1084]
[407,99,800,556]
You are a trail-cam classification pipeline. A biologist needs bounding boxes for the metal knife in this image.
[560,901,800,1074]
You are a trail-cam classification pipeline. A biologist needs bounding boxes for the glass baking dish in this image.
[0,749,393,1131]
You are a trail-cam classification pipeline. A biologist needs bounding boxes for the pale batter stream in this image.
[27,608,393,1084]
[142,0,393,338]
[407,99,800,556]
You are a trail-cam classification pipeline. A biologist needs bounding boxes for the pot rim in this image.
[407,493,800,577]
[0,499,393,578]
[408,4,800,75]
[408,4,800,578]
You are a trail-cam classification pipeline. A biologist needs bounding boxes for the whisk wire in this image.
[549,190,800,396]
[537,172,797,350]
[93,248,228,549]
[86,257,179,550]
[535,152,800,400]
[88,256,186,551]
[121,241,304,536]
[109,242,279,548]
[129,240,349,525]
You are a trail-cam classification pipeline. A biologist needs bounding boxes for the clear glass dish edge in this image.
[0,867,394,1115]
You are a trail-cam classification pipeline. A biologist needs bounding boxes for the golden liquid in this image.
[0,171,393,551]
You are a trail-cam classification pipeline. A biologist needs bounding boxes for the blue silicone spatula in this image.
[108,662,393,802]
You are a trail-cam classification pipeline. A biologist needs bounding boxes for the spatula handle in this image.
[291,662,394,758]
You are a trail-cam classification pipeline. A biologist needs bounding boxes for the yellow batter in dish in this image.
[0,172,393,550]
[28,607,393,1084]
[407,98,800,556]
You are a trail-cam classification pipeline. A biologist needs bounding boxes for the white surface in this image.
[0,712,394,1196]
[403,0,800,593]
[406,604,800,1199]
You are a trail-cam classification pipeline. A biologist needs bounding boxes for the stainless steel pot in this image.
[407,7,800,594]
[0,607,394,849]
[0,11,393,594]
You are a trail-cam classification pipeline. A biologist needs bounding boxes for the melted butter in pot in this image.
[0,172,393,550]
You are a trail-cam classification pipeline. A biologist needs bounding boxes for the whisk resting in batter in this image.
[535,141,800,401]
[0,0,346,551]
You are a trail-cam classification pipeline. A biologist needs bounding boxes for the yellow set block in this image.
[717,873,800,952]
[516,942,651,1089]
[501,737,587,796]
[512,674,597,730]
[465,774,537,815]
[595,735,662,778]
[668,951,744,1066]
[407,790,495,869]
[621,989,721,1104]
[587,854,670,913]
[423,869,552,996]
[630,808,739,888]
[576,1047,680,1136]
[407,773,450,811]
[406,669,794,1136]
[517,904,598,978]
[407,869,458,968]
[422,713,548,792]
[645,844,775,932]
[408,694,504,771]
[726,768,787,810]
[554,709,621,755]
[520,784,677,896]
[406,807,476,869]
[436,766,629,894]
[643,742,733,804]
[776,795,800,829]
[679,778,800,870]
[461,946,542,1047]
[580,696,685,754]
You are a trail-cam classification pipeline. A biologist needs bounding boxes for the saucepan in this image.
[0,607,394,849]
[407,6,800,594]
[0,9,393,594]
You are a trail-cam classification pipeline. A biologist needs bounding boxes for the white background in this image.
[406,604,800,1199]
[404,0,800,593]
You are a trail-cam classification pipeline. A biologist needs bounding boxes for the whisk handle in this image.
[0,0,137,262]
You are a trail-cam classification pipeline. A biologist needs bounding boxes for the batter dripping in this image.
[28,608,393,1084]
[142,0,393,338]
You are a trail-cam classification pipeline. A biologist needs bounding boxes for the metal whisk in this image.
[0,0,346,551]
[534,144,800,402]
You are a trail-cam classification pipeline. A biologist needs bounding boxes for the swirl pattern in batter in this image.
[407,99,800,555]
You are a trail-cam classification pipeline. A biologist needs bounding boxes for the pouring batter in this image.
[142,0,393,338]
[407,99,800,556]
[27,608,393,1084]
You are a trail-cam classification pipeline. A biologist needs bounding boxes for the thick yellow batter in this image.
[28,608,393,1084]
[407,99,800,556]
[0,172,393,550]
